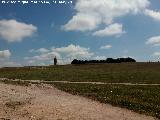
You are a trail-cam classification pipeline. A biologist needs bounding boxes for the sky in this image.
[1,0,160,67]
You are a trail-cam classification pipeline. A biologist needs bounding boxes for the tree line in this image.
[71,57,136,64]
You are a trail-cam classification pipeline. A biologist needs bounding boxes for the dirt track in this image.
[0,82,157,120]
[1,78,160,86]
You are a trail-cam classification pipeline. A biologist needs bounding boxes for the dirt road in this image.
[1,78,160,86]
[0,82,157,120]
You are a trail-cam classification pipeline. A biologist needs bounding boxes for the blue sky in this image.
[1,0,160,66]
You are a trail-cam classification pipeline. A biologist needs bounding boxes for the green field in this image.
[0,62,160,118]
[0,63,160,84]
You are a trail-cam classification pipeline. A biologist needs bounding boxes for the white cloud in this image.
[62,0,149,32]
[146,36,160,46]
[145,9,160,21]
[26,44,94,65]
[153,52,160,56]
[53,44,94,59]
[29,48,49,53]
[62,13,101,32]
[100,45,112,49]
[0,50,22,67]
[0,50,11,59]
[0,19,37,42]
[93,23,125,37]
[0,61,22,68]
[93,56,106,60]
[25,52,61,61]
[28,60,35,64]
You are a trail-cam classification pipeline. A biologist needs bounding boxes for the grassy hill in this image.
[0,62,160,84]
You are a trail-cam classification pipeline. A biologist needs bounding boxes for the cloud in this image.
[28,60,35,64]
[100,45,112,49]
[0,50,11,59]
[153,52,160,56]
[146,36,160,46]
[144,9,160,21]
[29,48,49,53]
[93,23,125,37]
[0,50,22,67]
[52,44,94,59]
[25,52,61,61]
[62,0,149,32]
[62,13,101,32]
[0,61,22,68]
[93,56,106,60]
[26,44,94,65]
[0,19,37,42]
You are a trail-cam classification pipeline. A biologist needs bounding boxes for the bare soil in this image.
[0,82,157,120]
